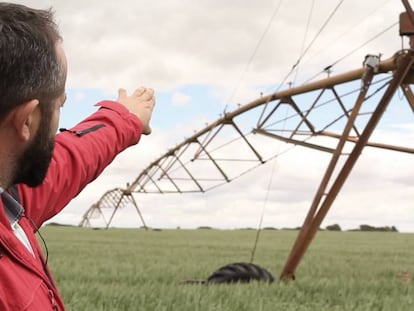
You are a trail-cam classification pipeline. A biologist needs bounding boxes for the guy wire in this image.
[250,103,289,263]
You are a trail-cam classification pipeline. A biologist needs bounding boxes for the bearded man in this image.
[0,3,155,310]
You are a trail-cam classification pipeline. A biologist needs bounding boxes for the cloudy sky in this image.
[15,0,414,232]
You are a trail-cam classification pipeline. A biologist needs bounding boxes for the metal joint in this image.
[363,54,380,73]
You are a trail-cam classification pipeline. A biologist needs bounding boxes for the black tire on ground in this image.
[206,262,274,284]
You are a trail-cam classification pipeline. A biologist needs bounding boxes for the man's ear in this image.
[11,99,40,141]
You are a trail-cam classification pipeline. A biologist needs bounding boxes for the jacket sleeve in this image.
[18,100,144,227]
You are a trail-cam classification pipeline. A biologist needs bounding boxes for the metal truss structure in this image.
[79,1,414,280]
[79,187,147,230]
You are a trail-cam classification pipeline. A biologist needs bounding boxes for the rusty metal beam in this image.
[289,89,326,138]
[284,96,316,133]
[402,0,414,30]
[105,192,125,229]
[121,54,398,197]
[154,162,183,193]
[254,128,336,153]
[280,50,414,280]
[320,130,414,154]
[142,56,397,174]
[257,100,283,129]
[330,87,361,137]
[172,153,205,192]
[195,139,230,182]
[128,194,148,230]
[401,84,414,112]
[280,61,377,280]
[230,121,264,163]
[193,124,226,160]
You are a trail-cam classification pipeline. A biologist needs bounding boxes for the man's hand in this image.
[117,87,155,135]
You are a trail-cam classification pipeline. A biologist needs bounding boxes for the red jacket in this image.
[0,101,143,310]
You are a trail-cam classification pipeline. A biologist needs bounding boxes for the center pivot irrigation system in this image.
[79,1,414,281]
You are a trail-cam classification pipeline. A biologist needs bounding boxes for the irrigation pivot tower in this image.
[80,1,414,280]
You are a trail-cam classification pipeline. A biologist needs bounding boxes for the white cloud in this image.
[12,0,412,231]
[16,0,405,98]
[172,92,191,106]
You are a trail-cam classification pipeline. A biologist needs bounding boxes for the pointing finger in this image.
[133,87,146,97]
[118,88,127,100]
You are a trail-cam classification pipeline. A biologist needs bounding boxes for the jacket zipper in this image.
[49,289,59,310]
[59,124,105,137]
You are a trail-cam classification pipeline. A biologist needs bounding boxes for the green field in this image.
[41,226,413,311]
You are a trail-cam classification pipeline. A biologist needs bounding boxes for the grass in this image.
[40,227,414,310]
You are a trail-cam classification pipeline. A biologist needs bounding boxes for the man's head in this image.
[0,3,67,187]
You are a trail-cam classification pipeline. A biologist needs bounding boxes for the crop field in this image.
[40,226,413,311]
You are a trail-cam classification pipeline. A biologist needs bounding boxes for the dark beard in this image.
[12,125,55,187]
